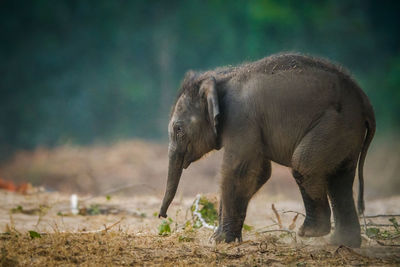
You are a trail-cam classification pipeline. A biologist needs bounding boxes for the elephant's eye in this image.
[174,124,184,139]
[176,126,184,138]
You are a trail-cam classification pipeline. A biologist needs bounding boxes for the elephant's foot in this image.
[298,220,331,237]
[330,229,361,248]
[212,226,242,243]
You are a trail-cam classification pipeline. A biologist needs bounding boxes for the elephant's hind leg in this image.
[292,170,331,237]
[291,109,351,238]
[327,160,361,247]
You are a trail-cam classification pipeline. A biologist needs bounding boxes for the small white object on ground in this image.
[70,194,79,215]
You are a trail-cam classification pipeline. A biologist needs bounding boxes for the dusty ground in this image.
[0,140,400,266]
[1,190,400,266]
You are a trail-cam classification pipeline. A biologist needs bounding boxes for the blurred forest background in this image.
[0,0,399,198]
[1,0,399,161]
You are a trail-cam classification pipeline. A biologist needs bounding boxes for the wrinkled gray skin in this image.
[159,53,375,248]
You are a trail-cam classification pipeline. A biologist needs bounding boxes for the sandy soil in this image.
[0,140,399,265]
[1,190,399,266]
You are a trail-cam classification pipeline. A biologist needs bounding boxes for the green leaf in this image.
[243,224,254,231]
[158,220,171,236]
[106,195,111,201]
[29,231,41,239]
[366,227,380,238]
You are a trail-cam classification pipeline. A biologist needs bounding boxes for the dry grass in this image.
[0,139,399,265]
[2,231,398,266]
[1,190,399,266]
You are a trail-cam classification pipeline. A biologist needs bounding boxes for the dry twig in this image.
[271,204,283,229]
[259,229,295,234]
[288,214,299,230]
[102,217,125,233]
[282,210,306,217]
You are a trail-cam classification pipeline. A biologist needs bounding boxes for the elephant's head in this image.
[159,73,220,218]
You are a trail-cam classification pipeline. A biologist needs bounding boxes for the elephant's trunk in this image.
[159,150,184,218]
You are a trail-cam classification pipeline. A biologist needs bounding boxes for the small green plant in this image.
[158,218,173,236]
[243,224,253,231]
[11,205,23,213]
[183,221,195,232]
[88,204,101,215]
[193,219,203,229]
[28,231,41,239]
[191,196,218,228]
[106,195,111,201]
[366,217,400,239]
[366,227,380,238]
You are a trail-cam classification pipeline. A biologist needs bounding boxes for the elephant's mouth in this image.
[183,156,191,169]
[183,152,202,169]
[182,143,191,169]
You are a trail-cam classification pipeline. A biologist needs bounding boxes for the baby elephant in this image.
[159,53,375,248]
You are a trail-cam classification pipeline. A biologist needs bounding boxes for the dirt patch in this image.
[0,140,399,265]
[1,190,400,266]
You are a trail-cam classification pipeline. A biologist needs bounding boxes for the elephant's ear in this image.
[199,77,220,136]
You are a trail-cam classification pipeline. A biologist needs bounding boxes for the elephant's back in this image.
[231,68,365,166]
[221,53,354,85]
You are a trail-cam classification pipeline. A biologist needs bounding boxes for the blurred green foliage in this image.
[0,0,399,160]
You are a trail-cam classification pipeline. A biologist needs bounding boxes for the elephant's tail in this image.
[357,109,376,215]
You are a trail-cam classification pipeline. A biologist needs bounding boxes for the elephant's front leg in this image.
[214,151,269,243]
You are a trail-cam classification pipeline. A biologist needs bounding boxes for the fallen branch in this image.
[363,214,400,219]
[258,229,296,234]
[376,240,400,247]
[366,222,397,227]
